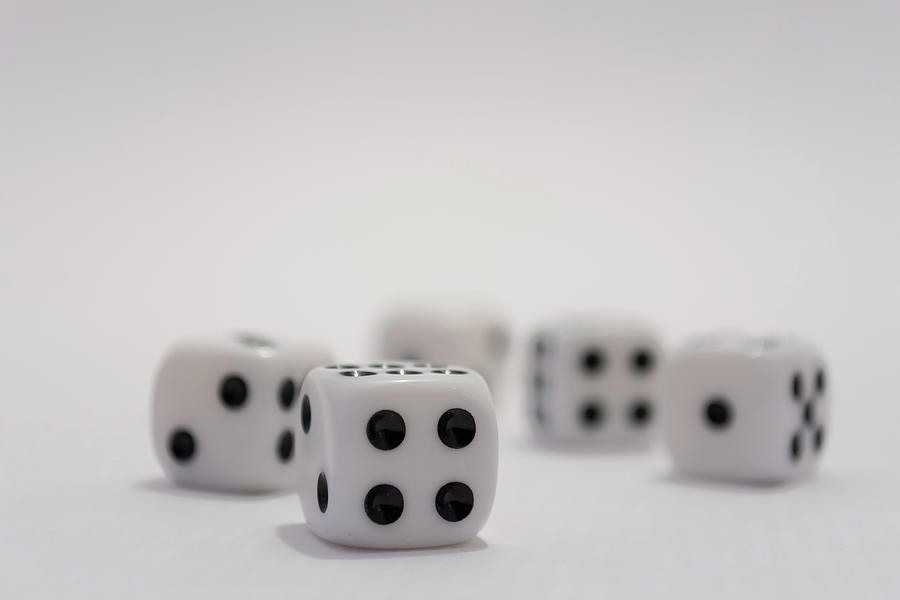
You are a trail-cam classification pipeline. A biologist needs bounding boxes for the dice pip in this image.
[377,306,510,390]
[152,333,332,493]
[296,362,498,548]
[528,317,664,446]
[664,333,830,484]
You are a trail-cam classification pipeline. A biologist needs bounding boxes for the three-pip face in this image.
[151,333,332,493]
[529,318,664,445]
[665,334,830,484]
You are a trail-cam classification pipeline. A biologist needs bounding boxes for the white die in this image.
[296,362,498,549]
[664,333,830,484]
[529,317,663,446]
[376,306,510,390]
[151,333,332,492]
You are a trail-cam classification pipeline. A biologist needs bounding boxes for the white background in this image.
[2,1,899,597]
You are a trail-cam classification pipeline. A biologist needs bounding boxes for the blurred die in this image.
[152,332,331,492]
[377,304,510,390]
[664,332,830,484]
[528,316,663,447]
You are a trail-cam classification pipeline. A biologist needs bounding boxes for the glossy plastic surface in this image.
[297,362,498,549]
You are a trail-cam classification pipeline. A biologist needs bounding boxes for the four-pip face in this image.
[665,334,830,484]
[529,318,664,445]
[296,361,498,549]
[151,333,332,493]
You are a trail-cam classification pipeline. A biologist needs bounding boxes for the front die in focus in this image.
[296,362,498,548]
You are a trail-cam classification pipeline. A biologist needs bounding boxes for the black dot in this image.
[277,430,294,462]
[168,429,196,463]
[791,372,803,401]
[437,408,477,448]
[533,372,544,391]
[278,378,296,410]
[340,370,377,377]
[432,369,468,375]
[367,410,406,450]
[534,337,547,357]
[704,397,732,430]
[317,472,328,513]
[628,400,654,427]
[579,401,604,429]
[630,348,655,375]
[804,402,815,426]
[790,431,803,462]
[364,484,404,525]
[814,427,825,452]
[301,395,311,433]
[580,348,606,375]
[435,482,474,522]
[219,374,248,409]
[815,369,826,395]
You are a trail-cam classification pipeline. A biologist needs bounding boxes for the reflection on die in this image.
[528,316,664,446]
[296,362,498,549]
[151,333,332,493]
[376,306,510,390]
[664,333,830,484]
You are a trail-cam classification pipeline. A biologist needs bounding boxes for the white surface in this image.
[1,1,899,598]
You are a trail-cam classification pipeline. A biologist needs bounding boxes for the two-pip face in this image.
[529,319,664,445]
[664,334,830,484]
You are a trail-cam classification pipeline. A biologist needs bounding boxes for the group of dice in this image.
[151,308,830,550]
[527,318,829,485]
